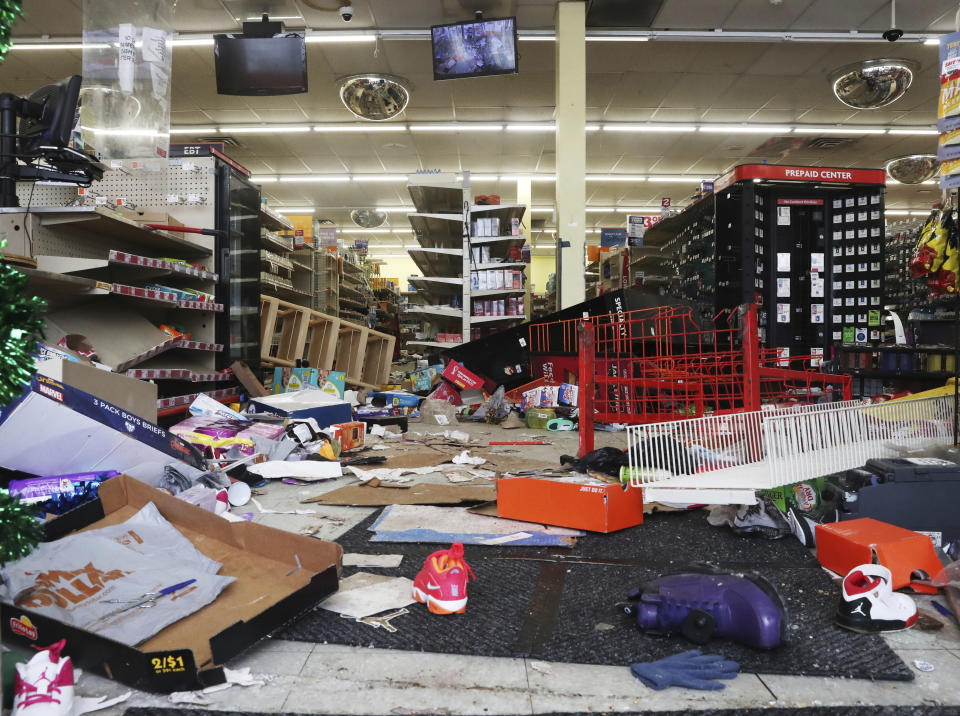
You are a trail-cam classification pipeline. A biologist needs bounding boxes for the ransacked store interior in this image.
[5,1,960,715]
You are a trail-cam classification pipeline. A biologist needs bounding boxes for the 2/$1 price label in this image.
[149,651,191,674]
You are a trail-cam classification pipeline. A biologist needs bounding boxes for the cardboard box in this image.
[0,374,204,476]
[36,356,157,423]
[442,361,484,390]
[0,475,341,693]
[330,421,365,451]
[497,476,644,533]
[246,391,352,427]
[372,390,419,407]
[816,518,943,592]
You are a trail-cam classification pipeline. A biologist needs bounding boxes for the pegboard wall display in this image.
[15,157,215,212]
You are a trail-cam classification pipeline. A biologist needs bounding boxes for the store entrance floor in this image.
[71,424,960,714]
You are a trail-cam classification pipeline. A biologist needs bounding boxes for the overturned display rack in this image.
[626,394,954,504]
[259,295,395,390]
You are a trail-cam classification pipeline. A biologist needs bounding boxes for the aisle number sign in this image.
[661,197,671,208]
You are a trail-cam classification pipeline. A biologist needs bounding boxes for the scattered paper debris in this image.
[169,691,211,706]
[481,532,533,545]
[469,468,496,479]
[251,497,317,516]
[445,472,479,483]
[595,622,615,631]
[318,572,416,618]
[74,692,132,715]
[202,666,267,693]
[345,465,445,482]
[371,444,391,450]
[914,659,936,672]
[343,553,404,568]
[452,450,486,466]
[529,661,554,675]
[248,460,342,481]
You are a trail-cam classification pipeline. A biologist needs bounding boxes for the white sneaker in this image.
[836,564,918,633]
[13,639,75,716]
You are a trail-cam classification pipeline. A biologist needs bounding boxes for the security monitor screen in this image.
[431,17,518,80]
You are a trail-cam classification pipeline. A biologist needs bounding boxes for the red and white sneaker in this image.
[836,564,918,633]
[412,542,475,615]
[13,639,75,716]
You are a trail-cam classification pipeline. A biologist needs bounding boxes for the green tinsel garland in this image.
[0,247,45,408]
[0,488,43,565]
[0,0,21,61]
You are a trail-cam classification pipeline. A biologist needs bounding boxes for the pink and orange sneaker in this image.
[412,542,476,615]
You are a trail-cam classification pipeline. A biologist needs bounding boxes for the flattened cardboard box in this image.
[1,475,342,693]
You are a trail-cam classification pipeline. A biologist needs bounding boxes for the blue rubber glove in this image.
[630,650,740,691]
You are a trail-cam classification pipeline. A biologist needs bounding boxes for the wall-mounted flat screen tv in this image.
[431,17,518,81]
[214,34,307,95]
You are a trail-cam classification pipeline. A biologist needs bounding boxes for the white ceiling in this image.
[0,0,951,250]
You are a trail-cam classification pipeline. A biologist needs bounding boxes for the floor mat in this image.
[276,510,913,681]
[124,707,960,716]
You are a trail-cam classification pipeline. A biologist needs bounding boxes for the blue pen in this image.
[97,579,197,620]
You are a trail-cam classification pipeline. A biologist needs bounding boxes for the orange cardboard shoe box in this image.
[816,518,942,593]
[496,475,644,533]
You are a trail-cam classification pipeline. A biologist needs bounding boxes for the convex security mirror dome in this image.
[830,59,917,109]
[350,208,387,228]
[338,74,410,121]
[885,155,940,184]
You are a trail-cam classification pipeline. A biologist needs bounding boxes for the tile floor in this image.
[24,424,960,713]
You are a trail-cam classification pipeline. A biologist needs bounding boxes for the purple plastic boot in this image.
[622,571,788,650]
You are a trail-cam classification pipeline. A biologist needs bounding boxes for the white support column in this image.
[516,176,532,318]
[555,0,586,309]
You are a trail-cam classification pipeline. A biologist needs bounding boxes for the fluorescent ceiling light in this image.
[366,244,404,248]
[391,229,414,233]
[587,175,646,182]
[12,42,110,50]
[793,127,886,134]
[505,124,555,132]
[81,127,168,138]
[352,175,409,182]
[279,175,350,182]
[649,176,704,183]
[305,33,377,43]
[884,210,910,215]
[888,128,939,135]
[340,228,386,233]
[530,207,554,213]
[470,174,501,181]
[586,35,649,42]
[313,124,406,132]
[585,124,601,131]
[410,124,503,132]
[375,207,414,213]
[249,176,278,183]
[169,127,216,134]
[699,125,789,133]
[924,38,941,45]
[586,207,616,213]
[276,208,314,214]
[605,124,697,132]
[227,125,311,133]
[170,37,214,47]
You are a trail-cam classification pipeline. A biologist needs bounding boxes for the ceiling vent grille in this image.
[806,137,858,150]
